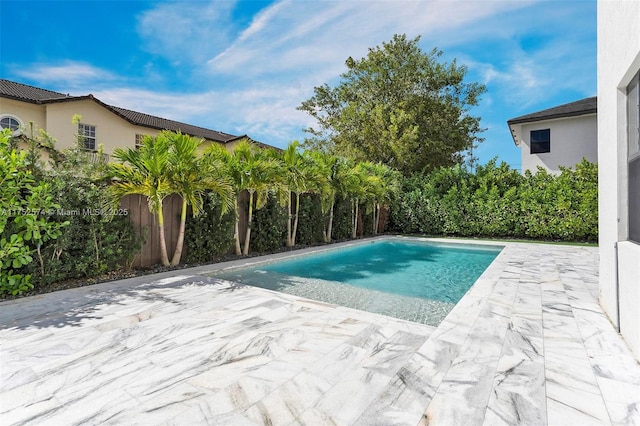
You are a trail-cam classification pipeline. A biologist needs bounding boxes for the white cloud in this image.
[207,0,528,77]
[136,1,237,64]
[13,62,117,90]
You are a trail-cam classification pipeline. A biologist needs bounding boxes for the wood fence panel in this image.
[122,190,353,267]
[121,194,184,268]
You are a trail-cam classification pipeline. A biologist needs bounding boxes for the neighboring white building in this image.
[507,97,598,174]
[598,0,640,360]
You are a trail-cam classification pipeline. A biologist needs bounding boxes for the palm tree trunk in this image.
[243,192,254,255]
[325,199,335,243]
[170,199,188,265]
[292,193,300,247]
[372,205,376,235]
[374,203,380,235]
[233,199,241,255]
[157,206,170,266]
[352,198,359,239]
[286,190,293,247]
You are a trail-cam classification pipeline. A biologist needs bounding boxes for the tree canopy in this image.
[298,34,486,175]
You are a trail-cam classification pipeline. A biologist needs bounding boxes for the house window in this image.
[627,70,640,243]
[78,123,96,151]
[0,115,22,132]
[530,129,551,154]
[135,134,145,150]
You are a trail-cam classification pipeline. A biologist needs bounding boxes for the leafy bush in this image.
[295,194,325,245]
[185,192,235,262]
[250,194,288,253]
[2,128,142,294]
[390,158,597,242]
[24,176,141,285]
[331,196,353,240]
[0,130,68,295]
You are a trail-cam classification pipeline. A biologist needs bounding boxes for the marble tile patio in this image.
[1,237,639,425]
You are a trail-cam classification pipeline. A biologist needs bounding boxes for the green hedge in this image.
[23,175,142,286]
[296,194,325,245]
[390,158,598,241]
[250,194,288,253]
[185,192,235,263]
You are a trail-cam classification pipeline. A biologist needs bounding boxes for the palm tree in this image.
[280,141,322,247]
[165,131,234,265]
[359,162,399,235]
[310,152,358,243]
[346,162,369,239]
[107,134,173,266]
[207,139,277,255]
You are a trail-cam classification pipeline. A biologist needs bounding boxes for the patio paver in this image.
[1,238,639,425]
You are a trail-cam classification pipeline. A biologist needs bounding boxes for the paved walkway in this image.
[1,238,639,425]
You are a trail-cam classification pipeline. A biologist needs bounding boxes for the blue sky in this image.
[0,0,596,170]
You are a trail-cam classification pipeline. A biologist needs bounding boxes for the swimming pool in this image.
[212,238,503,326]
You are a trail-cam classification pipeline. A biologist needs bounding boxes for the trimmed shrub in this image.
[250,195,288,253]
[185,192,235,263]
[389,158,597,242]
[296,194,324,245]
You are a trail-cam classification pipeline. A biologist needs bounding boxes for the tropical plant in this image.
[345,163,369,239]
[207,139,278,255]
[164,131,233,265]
[310,153,364,242]
[358,162,400,234]
[279,141,324,247]
[107,133,173,266]
[0,129,68,295]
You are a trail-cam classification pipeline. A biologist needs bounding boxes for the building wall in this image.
[0,98,47,133]
[1,97,230,157]
[45,100,154,154]
[518,114,597,174]
[597,0,640,360]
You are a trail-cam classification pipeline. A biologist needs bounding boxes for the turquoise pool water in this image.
[213,239,503,326]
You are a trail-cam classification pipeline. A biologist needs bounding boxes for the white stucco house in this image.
[507,97,598,174]
[598,0,640,360]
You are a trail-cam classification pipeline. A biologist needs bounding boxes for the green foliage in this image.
[331,196,353,240]
[295,194,325,245]
[108,133,174,266]
[185,192,235,263]
[299,34,486,175]
[250,194,288,253]
[1,126,141,296]
[24,175,141,285]
[0,130,68,295]
[390,158,598,242]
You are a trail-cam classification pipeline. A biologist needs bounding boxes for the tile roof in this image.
[0,79,246,144]
[0,79,70,102]
[507,96,597,125]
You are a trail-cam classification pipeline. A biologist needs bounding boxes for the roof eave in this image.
[507,109,597,126]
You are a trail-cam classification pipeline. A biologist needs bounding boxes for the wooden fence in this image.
[121,193,385,268]
[120,193,249,268]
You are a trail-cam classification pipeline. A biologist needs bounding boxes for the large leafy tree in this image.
[298,34,486,175]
